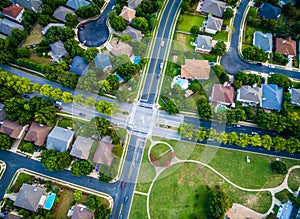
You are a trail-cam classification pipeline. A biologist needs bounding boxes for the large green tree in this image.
[71,160,94,176]
[211,41,227,56]
[0,134,12,150]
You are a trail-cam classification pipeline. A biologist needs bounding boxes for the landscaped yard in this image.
[22,24,45,47]
[288,168,300,192]
[129,194,148,219]
[213,30,229,42]
[177,14,206,32]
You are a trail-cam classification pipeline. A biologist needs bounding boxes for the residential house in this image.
[66,0,90,10]
[0,18,24,36]
[194,35,213,53]
[120,26,142,41]
[253,31,273,53]
[46,126,74,152]
[261,84,283,111]
[205,16,223,35]
[258,3,281,20]
[3,4,24,23]
[276,38,297,57]
[0,103,6,122]
[53,6,75,23]
[70,136,94,160]
[49,40,69,62]
[276,200,294,219]
[93,141,115,166]
[15,0,42,12]
[0,120,26,139]
[94,53,112,72]
[128,0,142,8]
[24,122,52,146]
[69,56,88,76]
[181,59,210,80]
[211,84,235,106]
[42,23,65,35]
[14,184,45,212]
[236,85,262,105]
[289,88,300,106]
[120,6,136,23]
[110,38,133,57]
[200,0,226,18]
[279,0,296,6]
[71,204,94,219]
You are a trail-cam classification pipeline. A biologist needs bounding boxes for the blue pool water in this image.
[134,56,141,64]
[44,192,56,210]
[115,74,124,83]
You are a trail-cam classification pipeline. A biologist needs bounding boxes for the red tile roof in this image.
[3,4,24,19]
[276,38,297,56]
[211,84,234,105]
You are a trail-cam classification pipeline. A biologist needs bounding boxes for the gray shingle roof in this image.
[0,18,24,36]
[66,0,90,10]
[201,0,226,18]
[14,184,45,212]
[261,84,283,110]
[253,31,272,53]
[49,40,68,60]
[94,53,112,69]
[128,0,142,8]
[70,56,88,76]
[206,16,223,32]
[15,0,42,11]
[46,126,74,152]
[70,136,94,160]
[259,3,281,20]
[195,35,213,51]
[71,204,94,219]
[291,88,300,104]
[237,85,262,104]
[53,6,75,23]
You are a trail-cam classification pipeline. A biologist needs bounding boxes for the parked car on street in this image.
[121,181,126,189]
[251,131,258,135]
[55,101,62,106]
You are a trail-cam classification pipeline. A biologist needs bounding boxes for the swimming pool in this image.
[44,192,56,210]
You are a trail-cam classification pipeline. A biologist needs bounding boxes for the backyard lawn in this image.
[177,14,206,32]
[28,52,51,65]
[173,33,195,52]
[22,24,45,47]
[129,194,148,219]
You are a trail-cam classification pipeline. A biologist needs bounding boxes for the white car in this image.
[161,40,164,47]
[160,62,163,69]
[251,131,258,135]
[55,101,62,106]
[269,72,274,75]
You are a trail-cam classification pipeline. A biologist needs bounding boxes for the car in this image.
[233,124,241,128]
[79,23,85,30]
[256,63,262,66]
[161,40,164,47]
[79,113,85,117]
[55,106,62,110]
[55,101,62,106]
[160,62,163,69]
[269,72,274,75]
[111,5,115,9]
[157,73,161,79]
[251,131,258,135]
[121,181,126,189]
[269,64,275,68]
[120,215,123,219]
[23,94,30,99]
[124,196,128,203]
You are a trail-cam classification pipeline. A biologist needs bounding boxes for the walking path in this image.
[138,140,300,219]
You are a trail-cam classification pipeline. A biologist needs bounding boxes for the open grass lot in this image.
[288,168,300,192]
[170,50,217,66]
[177,14,206,32]
[173,33,195,52]
[28,52,51,65]
[150,143,171,159]
[129,194,148,219]
[22,24,45,47]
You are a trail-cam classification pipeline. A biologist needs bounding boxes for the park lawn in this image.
[150,143,171,160]
[173,33,195,52]
[22,24,45,47]
[177,14,206,32]
[129,194,148,219]
[28,52,51,65]
[288,168,300,192]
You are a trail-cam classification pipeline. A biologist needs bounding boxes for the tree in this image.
[95,100,115,116]
[18,142,35,154]
[61,92,73,103]
[270,161,288,174]
[41,4,54,16]
[0,38,14,63]
[65,13,78,28]
[73,190,82,201]
[242,46,268,62]
[190,25,200,34]
[83,47,99,63]
[64,39,85,57]
[268,73,292,90]
[212,65,229,84]
[94,204,111,219]
[99,165,116,182]
[75,3,101,18]
[85,97,96,108]
[93,117,110,137]
[113,145,123,158]
[38,14,51,26]
[117,62,139,82]
[205,187,232,219]
[0,0,9,10]
[87,195,101,210]
[233,71,261,89]
[41,150,72,171]
[132,17,149,32]
[109,15,127,32]
[23,10,38,25]
[106,74,119,91]
[0,134,12,150]
[164,99,179,114]
[178,123,195,140]
[17,48,30,58]
[223,8,234,20]
[211,41,227,56]
[131,41,147,57]
[71,160,94,176]
[261,135,273,150]
[73,94,85,105]
[198,98,212,120]
[273,52,289,66]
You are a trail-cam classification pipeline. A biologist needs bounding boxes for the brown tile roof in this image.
[110,37,132,57]
[93,141,115,166]
[0,120,24,139]
[3,4,24,19]
[120,6,136,22]
[211,84,235,105]
[181,59,210,79]
[24,122,52,146]
[71,204,94,219]
[276,38,297,56]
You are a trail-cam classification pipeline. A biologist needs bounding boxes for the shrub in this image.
[271,161,288,174]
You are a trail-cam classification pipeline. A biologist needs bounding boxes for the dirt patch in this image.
[22,24,45,47]
[244,194,258,208]
[175,34,188,50]
[226,203,263,219]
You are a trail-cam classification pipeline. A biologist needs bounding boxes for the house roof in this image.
[290,88,300,104]
[120,26,142,41]
[201,0,226,17]
[0,103,6,122]
[42,23,65,35]
[276,200,293,219]
[93,141,115,166]
[70,56,88,76]
[14,184,45,212]
[70,136,94,160]
[66,0,90,10]
[3,4,24,19]
[15,0,42,11]
[128,0,142,8]
[49,40,68,58]
[237,85,262,103]
[71,204,94,219]
[53,6,75,23]
[261,84,283,110]
[206,16,223,31]
[253,31,273,53]
[94,53,112,69]
[120,6,136,22]
[258,3,281,20]
[0,33,6,39]
[24,122,52,146]
[211,84,235,105]
[0,119,24,139]
[46,126,74,152]
[110,38,133,57]
[276,38,297,56]
[181,59,210,79]
[195,35,213,51]
[0,18,24,36]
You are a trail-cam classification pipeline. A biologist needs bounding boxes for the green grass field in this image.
[288,168,300,192]
[177,14,206,32]
[129,194,148,219]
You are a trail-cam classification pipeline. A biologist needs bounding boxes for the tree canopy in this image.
[0,134,12,150]
[242,46,268,62]
[71,160,94,176]
[41,150,72,171]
